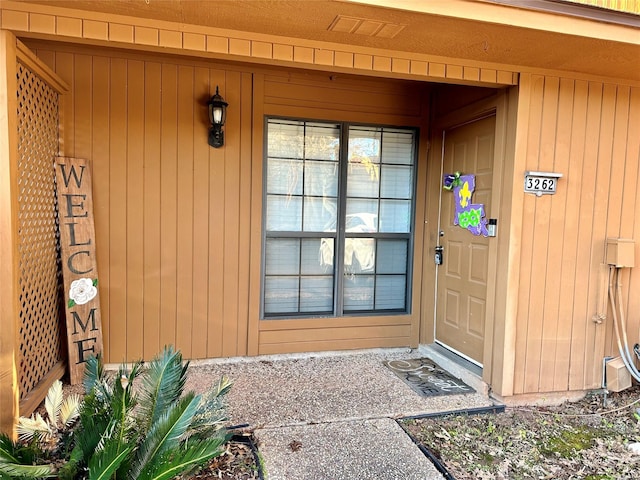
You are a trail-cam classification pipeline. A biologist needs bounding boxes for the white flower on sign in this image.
[68,277,98,307]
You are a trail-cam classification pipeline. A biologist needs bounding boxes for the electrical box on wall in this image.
[605,357,632,392]
[606,238,635,268]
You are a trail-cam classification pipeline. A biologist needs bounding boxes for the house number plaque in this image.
[524,171,562,196]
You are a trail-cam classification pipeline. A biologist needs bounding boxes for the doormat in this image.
[384,357,475,397]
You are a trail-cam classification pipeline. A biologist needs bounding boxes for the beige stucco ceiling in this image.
[13,0,640,80]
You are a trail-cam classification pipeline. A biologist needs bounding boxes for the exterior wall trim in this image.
[0,0,518,87]
[0,28,20,438]
[16,39,68,93]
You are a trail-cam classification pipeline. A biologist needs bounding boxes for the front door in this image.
[435,115,496,365]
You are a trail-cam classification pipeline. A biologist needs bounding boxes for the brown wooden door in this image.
[435,115,496,365]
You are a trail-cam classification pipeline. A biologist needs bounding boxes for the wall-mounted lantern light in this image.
[208,86,228,148]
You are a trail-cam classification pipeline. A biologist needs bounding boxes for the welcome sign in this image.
[55,157,103,384]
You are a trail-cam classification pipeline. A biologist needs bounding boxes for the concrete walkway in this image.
[186,346,497,480]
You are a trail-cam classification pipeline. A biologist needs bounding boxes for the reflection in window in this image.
[263,119,417,318]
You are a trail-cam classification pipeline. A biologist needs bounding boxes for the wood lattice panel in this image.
[16,61,64,401]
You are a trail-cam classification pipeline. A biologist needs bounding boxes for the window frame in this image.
[260,116,419,320]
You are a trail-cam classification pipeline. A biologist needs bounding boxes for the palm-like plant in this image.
[16,379,82,448]
[0,379,81,479]
[0,346,231,480]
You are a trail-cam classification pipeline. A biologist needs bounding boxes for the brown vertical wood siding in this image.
[31,46,429,364]
[513,73,640,394]
[27,45,639,397]
[256,71,429,355]
[34,47,253,363]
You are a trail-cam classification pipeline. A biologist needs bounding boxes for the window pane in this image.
[345,199,378,230]
[268,120,304,159]
[264,119,416,318]
[349,127,382,164]
[376,240,408,274]
[303,238,333,275]
[305,124,340,160]
[345,238,375,273]
[348,127,381,198]
[343,275,374,311]
[265,238,300,275]
[347,162,379,198]
[300,276,334,312]
[304,160,338,197]
[382,130,414,165]
[380,165,412,200]
[375,275,406,310]
[267,158,303,195]
[264,276,299,314]
[303,197,336,232]
[379,199,411,233]
[266,195,302,231]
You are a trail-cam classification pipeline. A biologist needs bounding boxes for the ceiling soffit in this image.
[5,0,640,82]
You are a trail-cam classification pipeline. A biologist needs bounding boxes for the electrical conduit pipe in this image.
[608,266,640,382]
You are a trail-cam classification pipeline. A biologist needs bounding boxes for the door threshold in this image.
[431,342,483,377]
[419,343,488,395]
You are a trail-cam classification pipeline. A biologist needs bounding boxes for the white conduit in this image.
[609,266,640,383]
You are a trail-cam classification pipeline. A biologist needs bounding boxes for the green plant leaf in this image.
[137,346,189,432]
[129,393,199,479]
[188,378,232,441]
[0,462,55,478]
[71,394,112,467]
[0,434,20,464]
[88,438,133,480]
[82,355,104,394]
[0,435,41,468]
[68,299,76,308]
[213,376,232,397]
[92,278,98,287]
[136,437,226,480]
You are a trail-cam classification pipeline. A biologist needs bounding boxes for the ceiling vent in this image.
[328,15,405,38]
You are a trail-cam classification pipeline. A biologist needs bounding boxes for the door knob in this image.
[435,245,443,265]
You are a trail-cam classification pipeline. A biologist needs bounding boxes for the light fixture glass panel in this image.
[213,108,223,124]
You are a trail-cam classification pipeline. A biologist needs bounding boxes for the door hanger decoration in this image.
[443,172,489,237]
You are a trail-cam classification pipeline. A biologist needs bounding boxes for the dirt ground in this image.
[402,385,640,480]
[181,433,261,480]
[52,364,638,479]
